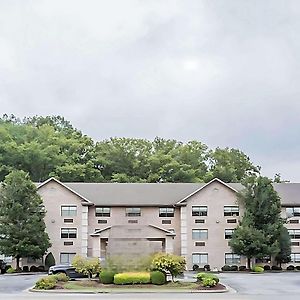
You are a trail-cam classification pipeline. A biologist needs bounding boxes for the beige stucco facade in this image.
[14,178,300,270]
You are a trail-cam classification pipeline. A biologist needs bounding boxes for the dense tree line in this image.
[0,114,260,183]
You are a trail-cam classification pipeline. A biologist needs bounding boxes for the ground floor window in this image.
[290,253,300,263]
[225,253,241,265]
[60,252,76,264]
[192,253,208,265]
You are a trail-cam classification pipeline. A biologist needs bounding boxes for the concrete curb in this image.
[3,272,46,276]
[28,284,230,294]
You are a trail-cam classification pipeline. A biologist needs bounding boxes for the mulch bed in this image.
[193,283,227,291]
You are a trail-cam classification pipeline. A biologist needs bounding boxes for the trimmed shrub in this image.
[230,265,238,271]
[196,273,219,284]
[202,276,218,287]
[239,265,247,271]
[100,270,115,284]
[35,276,57,290]
[221,265,231,271]
[263,265,271,271]
[192,264,199,271]
[271,265,282,271]
[30,266,39,272]
[53,273,69,282]
[252,266,264,273]
[286,265,295,271]
[7,267,16,274]
[204,264,211,271]
[45,252,56,271]
[296,266,300,271]
[38,265,45,272]
[114,272,151,285]
[23,266,29,272]
[150,271,166,285]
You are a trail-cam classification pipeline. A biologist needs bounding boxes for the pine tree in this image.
[0,170,51,270]
[275,227,291,267]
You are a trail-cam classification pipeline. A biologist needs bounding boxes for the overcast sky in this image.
[1,0,300,181]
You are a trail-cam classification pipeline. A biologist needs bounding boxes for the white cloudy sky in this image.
[1,0,300,181]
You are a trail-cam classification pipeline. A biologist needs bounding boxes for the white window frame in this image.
[61,205,77,217]
[192,229,208,240]
[192,253,208,265]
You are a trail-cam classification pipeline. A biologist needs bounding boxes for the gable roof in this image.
[36,178,300,206]
[176,178,243,205]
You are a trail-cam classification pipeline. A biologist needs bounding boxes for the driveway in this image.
[218,272,300,295]
[0,273,43,294]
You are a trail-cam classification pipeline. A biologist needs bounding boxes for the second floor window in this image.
[61,228,77,239]
[159,207,174,217]
[61,206,77,217]
[95,207,111,217]
[225,229,234,239]
[192,206,208,216]
[288,229,300,239]
[286,207,300,217]
[192,229,208,240]
[126,207,141,217]
[224,206,239,217]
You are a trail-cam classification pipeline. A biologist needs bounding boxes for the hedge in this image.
[114,272,151,285]
[252,266,264,273]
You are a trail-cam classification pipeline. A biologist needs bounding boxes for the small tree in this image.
[0,170,51,270]
[151,253,185,282]
[275,227,291,267]
[229,224,271,269]
[72,255,101,280]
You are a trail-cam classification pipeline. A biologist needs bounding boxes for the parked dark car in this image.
[0,260,7,274]
[48,264,87,279]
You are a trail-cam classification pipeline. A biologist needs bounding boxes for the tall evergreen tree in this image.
[275,226,291,267]
[230,176,284,268]
[0,170,51,269]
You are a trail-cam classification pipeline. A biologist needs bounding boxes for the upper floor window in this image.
[61,228,77,239]
[225,253,240,265]
[95,207,111,217]
[225,229,235,239]
[288,229,300,239]
[159,207,174,217]
[192,206,208,216]
[286,207,300,217]
[192,229,208,240]
[126,207,141,217]
[61,205,77,217]
[224,206,239,217]
[290,253,300,263]
[192,253,208,265]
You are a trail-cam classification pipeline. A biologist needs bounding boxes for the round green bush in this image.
[150,271,166,285]
[114,272,151,285]
[252,266,264,273]
[202,277,217,287]
[53,273,69,282]
[239,265,247,271]
[264,265,271,271]
[197,273,219,284]
[35,276,57,290]
[6,267,16,274]
[230,265,238,271]
[221,265,231,271]
[100,270,115,284]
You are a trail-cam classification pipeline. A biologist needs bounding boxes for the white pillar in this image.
[165,236,174,254]
[180,206,187,259]
[91,236,101,258]
[81,205,88,257]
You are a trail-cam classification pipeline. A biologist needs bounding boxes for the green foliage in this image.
[230,176,284,268]
[0,171,51,269]
[113,272,151,285]
[100,270,115,284]
[201,277,218,287]
[150,271,166,285]
[151,253,186,282]
[0,114,259,183]
[35,276,57,290]
[252,266,264,273]
[275,227,291,266]
[196,272,219,285]
[6,267,16,273]
[45,252,56,270]
[53,273,69,282]
[72,255,101,279]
